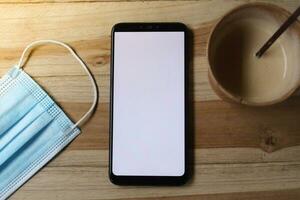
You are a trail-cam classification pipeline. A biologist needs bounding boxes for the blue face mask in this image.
[0,40,98,200]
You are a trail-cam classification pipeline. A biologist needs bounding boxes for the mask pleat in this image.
[0,102,52,151]
[0,117,62,189]
[0,39,93,199]
[0,111,54,166]
[0,87,39,136]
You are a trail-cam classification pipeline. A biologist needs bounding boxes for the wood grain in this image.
[60,98,300,152]
[0,0,298,199]
[10,148,300,199]
[0,0,299,103]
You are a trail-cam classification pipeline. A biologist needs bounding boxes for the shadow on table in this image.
[185,27,196,185]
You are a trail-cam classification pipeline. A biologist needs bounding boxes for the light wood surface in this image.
[0,0,299,199]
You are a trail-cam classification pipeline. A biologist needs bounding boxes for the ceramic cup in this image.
[207,3,300,106]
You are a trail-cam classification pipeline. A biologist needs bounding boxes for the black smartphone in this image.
[110,23,188,185]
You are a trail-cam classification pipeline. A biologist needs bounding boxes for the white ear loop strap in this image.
[16,40,98,128]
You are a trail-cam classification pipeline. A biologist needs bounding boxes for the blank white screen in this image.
[112,32,185,176]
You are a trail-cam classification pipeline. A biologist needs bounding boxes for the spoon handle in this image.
[256,6,300,58]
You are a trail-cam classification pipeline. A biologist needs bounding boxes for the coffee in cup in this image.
[207,3,300,106]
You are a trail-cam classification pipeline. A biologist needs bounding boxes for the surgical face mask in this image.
[0,40,98,200]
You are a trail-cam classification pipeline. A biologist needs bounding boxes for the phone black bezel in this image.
[109,22,189,185]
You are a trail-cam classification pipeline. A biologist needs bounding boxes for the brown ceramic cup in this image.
[207,3,300,106]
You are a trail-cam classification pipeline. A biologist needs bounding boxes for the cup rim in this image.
[207,2,300,106]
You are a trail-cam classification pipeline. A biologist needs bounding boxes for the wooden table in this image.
[0,0,299,199]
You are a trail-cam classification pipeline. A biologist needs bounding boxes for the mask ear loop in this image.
[15,40,98,129]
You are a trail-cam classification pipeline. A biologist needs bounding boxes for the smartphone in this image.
[110,23,188,185]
